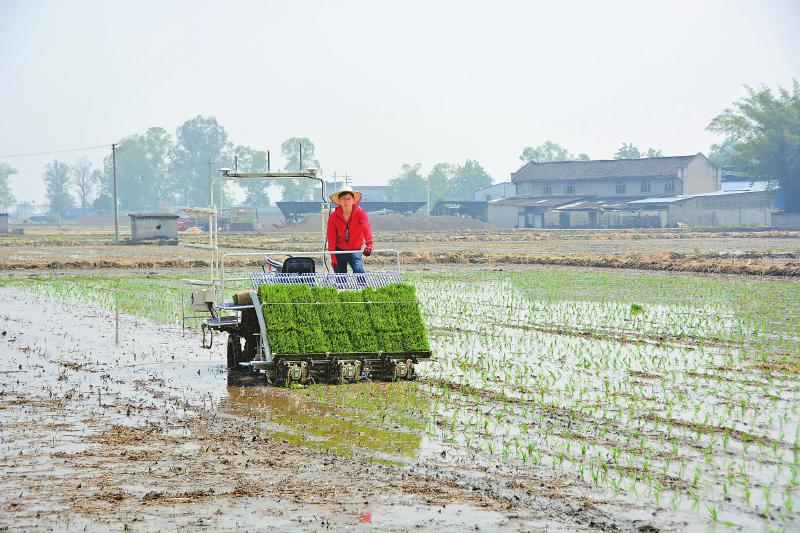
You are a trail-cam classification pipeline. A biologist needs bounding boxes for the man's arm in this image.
[361,211,374,253]
[326,218,338,265]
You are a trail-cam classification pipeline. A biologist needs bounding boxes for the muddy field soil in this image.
[0,288,687,532]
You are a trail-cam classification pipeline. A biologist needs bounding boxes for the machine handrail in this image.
[219,249,402,305]
[208,169,328,287]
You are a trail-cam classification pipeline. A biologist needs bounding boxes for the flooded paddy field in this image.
[0,269,798,531]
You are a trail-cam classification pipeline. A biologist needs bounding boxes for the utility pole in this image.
[234,155,238,172]
[267,150,271,172]
[332,172,339,193]
[112,143,119,242]
[298,141,303,171]
[207,156,213,206]
[343,173,351,187]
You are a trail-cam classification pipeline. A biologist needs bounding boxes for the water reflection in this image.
[220,373,425,461]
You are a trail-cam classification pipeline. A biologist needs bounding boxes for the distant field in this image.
[2,227,799,275]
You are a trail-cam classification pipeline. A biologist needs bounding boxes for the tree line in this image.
[517,140,662,163]
[387,160,493,205]
[1,81,798,215]
[1,116,323,217]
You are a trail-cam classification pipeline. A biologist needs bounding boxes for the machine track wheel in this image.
[226,334,243,370]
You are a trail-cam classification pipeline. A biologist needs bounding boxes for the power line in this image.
[0,144,111,159]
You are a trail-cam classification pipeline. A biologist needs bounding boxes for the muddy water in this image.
[0,287,681,532]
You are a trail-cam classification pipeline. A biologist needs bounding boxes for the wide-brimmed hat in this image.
[330,185,362,205]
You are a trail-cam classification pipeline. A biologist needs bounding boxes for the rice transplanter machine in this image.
[183,169,431,386]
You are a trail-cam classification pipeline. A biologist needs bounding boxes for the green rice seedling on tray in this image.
[256,283,429,355]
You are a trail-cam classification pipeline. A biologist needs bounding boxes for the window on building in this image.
[565,183,576,194]
[641,180,651,193]
[485,194,492,201]
[517,182,531,195]
[665,180,675,193]
[543,183,552,195]
[615,180,626,194]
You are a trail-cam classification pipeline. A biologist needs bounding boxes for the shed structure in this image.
[627,190,776,227]
[128,212,180,241]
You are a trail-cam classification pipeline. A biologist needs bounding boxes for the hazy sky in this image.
[1,0,798,204]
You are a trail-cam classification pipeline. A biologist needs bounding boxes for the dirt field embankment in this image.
[2,228,800,276]
[1,250,798,277]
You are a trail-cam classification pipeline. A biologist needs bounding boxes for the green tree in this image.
[92,187,113,214]
[389,163,426,201]
[70,157,95,212]
[0,163,17,210]
[44,160,74,216]
[233,145,271,206]
[614,144,663,159]
[614,143,642,159]
[519,141,590,163]
[171,116,232,206]
[708,138,738,169]
[449,159,492,200]
[427,162,455,209]
[708,81,800,211]
[279,137,321,202]
[99,128,173,210]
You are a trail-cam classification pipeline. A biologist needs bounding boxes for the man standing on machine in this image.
[327,185,373,273]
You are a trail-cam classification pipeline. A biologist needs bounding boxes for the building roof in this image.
[512,154,703,182]
[627,188,771,206]
[492,197,583,208]
[555,200,606,211]
[474,181,513,192]
[128,212,180,218]
[720,180,770,192]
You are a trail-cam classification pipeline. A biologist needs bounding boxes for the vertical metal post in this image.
[112,143,119,242]
[299,141,303,171]
[114,281,119,347]
[267,150,270,171]
[427,174,430,215]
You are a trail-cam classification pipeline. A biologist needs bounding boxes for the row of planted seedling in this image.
[408,272,799,529]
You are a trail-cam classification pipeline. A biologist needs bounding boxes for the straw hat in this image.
[329,185,362,205]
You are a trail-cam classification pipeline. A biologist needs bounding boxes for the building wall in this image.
[474,182,515,201]
[544,210,594,228]
[487,204,520,228]
[667,191,775,227]
[683,156,719,195]
[601,209,666,228]
[130,217,179,240]
[516,176,678,198]
[773,213,800,229]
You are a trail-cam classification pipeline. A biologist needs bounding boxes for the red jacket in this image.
[327,205,373,252]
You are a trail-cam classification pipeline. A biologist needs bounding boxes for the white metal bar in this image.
[249,290,271,362]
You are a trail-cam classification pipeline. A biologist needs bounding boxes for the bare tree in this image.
[70,157,95,212]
